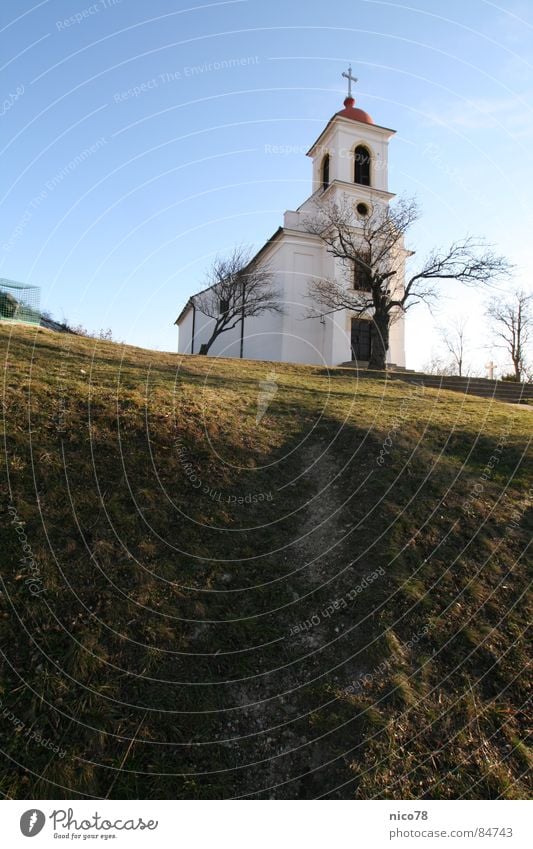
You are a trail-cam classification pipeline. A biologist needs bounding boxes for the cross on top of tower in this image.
[341,65,358,99]
[336,66,374,124]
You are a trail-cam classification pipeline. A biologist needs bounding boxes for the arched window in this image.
[321,154,330,189]
[354,145,371,186]
[353,252,371,291]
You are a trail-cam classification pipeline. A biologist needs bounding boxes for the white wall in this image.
[330,311,352,365]
[177,249,286,363]
[237,295,286,362]
[311,119,392,193]
[178,236,406,368]
[177,307,194,354]
[280,241,328,365]
[190,310,242,358]
[389,313,406,367]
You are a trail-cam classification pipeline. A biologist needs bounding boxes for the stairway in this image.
[335,364,533,405]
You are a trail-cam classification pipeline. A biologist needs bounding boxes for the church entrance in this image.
[351,318,372,361]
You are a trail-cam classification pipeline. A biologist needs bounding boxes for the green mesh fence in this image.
[0,279,40,325]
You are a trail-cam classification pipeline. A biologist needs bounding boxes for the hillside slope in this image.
[0,324,531,800]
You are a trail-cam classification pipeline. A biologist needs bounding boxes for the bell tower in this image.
[306,68,396,210]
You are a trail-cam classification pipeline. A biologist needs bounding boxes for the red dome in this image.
[336,96,374,125]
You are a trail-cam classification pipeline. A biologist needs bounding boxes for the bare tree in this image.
[421,351,455,376]
[486,288,533,381]
[439,315,469,376]
[0,291,19,319]
[305,196,512,370]
[193,246,282,356]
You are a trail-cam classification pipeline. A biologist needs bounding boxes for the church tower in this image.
[306,67,396,213]
[279,69,405,369]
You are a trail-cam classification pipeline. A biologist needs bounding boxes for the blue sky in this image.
[1,0,532,371]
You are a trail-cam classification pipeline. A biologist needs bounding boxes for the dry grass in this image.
[0,323,531,799]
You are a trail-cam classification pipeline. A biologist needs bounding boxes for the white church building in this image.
[176,72,406,368]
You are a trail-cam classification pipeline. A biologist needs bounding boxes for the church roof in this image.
[336,96,374,125]
[306,97,395,156]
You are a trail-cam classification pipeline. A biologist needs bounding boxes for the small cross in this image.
[485,360,497,380]
[342,65,358,98]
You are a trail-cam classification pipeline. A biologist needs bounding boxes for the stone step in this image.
[403,381,533,397]
[338,362,418,374]
[405,376,532,388]
[333,365,533,404]
[402,377,532,390]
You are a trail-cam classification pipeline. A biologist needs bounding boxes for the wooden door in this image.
[351,319,372,360]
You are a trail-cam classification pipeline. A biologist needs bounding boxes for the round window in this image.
[356,202,369,217]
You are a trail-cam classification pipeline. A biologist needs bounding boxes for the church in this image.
[176,71,406,368]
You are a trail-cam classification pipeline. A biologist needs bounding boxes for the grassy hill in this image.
[0,323,531,800]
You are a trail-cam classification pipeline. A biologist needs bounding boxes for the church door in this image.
[351,318,372,361]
